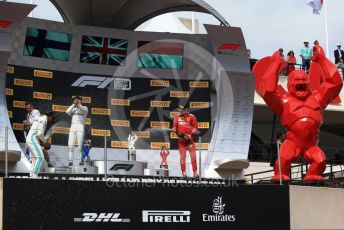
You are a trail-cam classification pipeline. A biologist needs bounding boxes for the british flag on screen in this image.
[80,35,128,66]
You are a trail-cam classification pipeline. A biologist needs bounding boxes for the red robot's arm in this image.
[191,115,198,134]
[172,116,178,132]
[253,51,287,116]
[160,150,163,157]
[312,45,343,107]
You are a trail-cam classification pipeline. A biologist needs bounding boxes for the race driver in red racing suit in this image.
[172,105,199,178]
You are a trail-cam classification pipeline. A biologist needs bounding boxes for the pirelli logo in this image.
[195,143,210,150]
[190,81,209,88]
[13,123,24,130]
[52,126,70,134]
[14,78,33,87]
[111,141,128,148]
[52,104,69,112]
[150,100,170,107]
[47,137,52,144]
[130,110,150,117]
[151,142,170,149]
[198,122,210,129]
[111,99,130,106]
[33,91,52,100]
[34,69,53,78]
[8,111,13,118]
[190,102,209,108]
[6,66,14,74]
[133,131,150,138]
[111,120,130,127]
[170,111,180,118]
[91,129,111,136]
[170,132,178,139]
[92,108,111,115]
[13,100,25,108]
[170,91,189,98]
[5,88,13,96]
[84,118,91,125]
[150,80,170,87]
[73,96,91,104]
[150,121,170,129]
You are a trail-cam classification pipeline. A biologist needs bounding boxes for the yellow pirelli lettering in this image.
[34,69,53,78]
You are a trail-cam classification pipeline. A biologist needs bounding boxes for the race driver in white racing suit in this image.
[26,112,55,177]
[66,96,88,166]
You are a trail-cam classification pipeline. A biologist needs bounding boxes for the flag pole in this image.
[324,0,329,57]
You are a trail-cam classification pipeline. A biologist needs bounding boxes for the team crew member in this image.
[66,96,88,166]
[26,112,55,177]
[172,105,199,178]
[22,101,40,158]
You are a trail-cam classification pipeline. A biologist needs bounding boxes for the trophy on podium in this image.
[128,132,138,161]
[160,146,169,169]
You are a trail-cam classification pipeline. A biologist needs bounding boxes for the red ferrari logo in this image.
[218,43,240,52]
[0,20,12,28]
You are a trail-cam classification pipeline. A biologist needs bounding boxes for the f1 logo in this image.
[0,20,12,28]
[110,164,134,171]
[71,75,113,88]
[218,43,241,55]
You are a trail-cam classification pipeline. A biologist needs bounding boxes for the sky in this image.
[5,0,344,63]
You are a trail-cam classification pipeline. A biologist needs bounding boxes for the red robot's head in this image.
[287,70,311,100]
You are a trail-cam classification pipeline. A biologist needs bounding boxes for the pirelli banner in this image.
[2,178,291,230]
[6,65,211,149]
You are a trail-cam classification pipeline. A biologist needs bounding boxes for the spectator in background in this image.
[270,132,285,168]
[278,48,284,59]
[314,40,319,45]
[300,41,312,71]
[286,51,296,76]
[334,43,344,78]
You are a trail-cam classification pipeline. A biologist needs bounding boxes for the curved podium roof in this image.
[50,0,229,30]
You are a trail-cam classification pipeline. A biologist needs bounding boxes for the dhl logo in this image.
[132,131,150,138]
[198,122,210,129]
[190,102,209,108]
[111,99,130,106]
[111,141,128,148]
[189,81,209,88]
[130,110,150,117]
[151,142,170,149]
[150,100,170,107]
[5,88,13,96]
[33,91,52,100]
[52,126,70,134]
[170,91,189,98]
[195,143,210,150]
[52,104,69,112]
[13,123,24,130]
[91,129,111,136]
[13,100,25,108]
[91,108,111,115]
[111,120,130,127]
[150,80,170,87]
[6,66,14,74]
[72,96,91,104]
[84,118,91,125]
[150,121,170,129]
[14,78,33,87]
[170,111,180,118]
[34,69,53,78]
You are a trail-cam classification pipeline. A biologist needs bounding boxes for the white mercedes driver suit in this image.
[26,115,48,177]
[66,103,88,164]
[128,134,138,150]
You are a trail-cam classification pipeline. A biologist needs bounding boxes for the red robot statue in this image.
[172,105,199,178]
[253,45,343,180]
